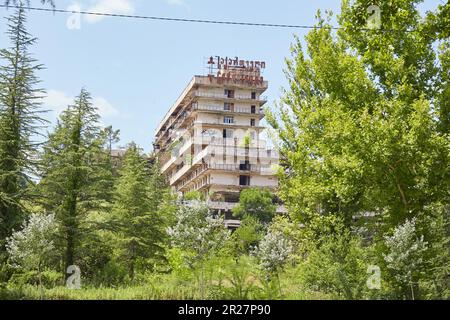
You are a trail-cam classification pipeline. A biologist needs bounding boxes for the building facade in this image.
[153,56,280,227]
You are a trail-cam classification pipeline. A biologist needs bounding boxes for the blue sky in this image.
[0,0,443,151]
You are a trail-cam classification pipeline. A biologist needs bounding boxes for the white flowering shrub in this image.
[6,214,57,287]
[254,229,292,275]
[384,218,428,298]
[167,201,229,261]
[167,201,230,298]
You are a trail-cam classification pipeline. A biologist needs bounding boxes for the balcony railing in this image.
[175,162,276,190]
[194,91,267,102]
[194,104,264,115]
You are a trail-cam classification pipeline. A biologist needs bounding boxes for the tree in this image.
[384,218,428,299]
[298,224,369,300]
[233,188,276,224]
[167,201,229,298]
[0,7,47,256]
[109,143,166,280]
[254,227,292,277]
[266,1,449,230]
[228,215,264,257]
[6,213,57,291]
[38,89,111,276]
[253,224,292,298]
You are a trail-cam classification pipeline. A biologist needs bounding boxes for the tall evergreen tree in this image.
[110,144,166,280]
[0,7,46,255]
[38,89,111,275]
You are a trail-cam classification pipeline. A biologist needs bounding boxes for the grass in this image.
[1,285,200,300]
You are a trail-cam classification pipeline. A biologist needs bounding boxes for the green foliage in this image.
[38,89,112,273]
[168,201,230,263]
[383,218,428,299]
[264,0,449,300]
[268,2,449,228]
[1,0,448,301]
[233,188,276,224]
[227,215,264,256]
[298,231,369,300]
[109,143,167,280]
[183,191,205,201]
[254,224,292,278]
[168,201,230,298]
[6,213,57,288]
[0,7,47,256]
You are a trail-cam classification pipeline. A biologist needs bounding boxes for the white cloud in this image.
[44,90,120,119]
[84,0,135,24]
[44,89,73,115]
[167,0,189,10]
[92,96,120,118]
[167,0,184,6]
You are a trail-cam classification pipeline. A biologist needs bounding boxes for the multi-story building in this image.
[153,56,281,227]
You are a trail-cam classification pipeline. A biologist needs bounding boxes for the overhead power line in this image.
[0,4,341,30]
[0,4,419,32]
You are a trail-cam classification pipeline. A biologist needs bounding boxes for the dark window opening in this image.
[240,161,251,171]
[239,175,251,186]
[225,89,235,99]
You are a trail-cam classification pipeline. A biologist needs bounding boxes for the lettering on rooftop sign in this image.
[208,56,266,70]
[207,56,266,86]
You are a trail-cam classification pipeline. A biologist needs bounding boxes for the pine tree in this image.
[0,7,46,255]
[38,89,110,275]
[110,143,166,280]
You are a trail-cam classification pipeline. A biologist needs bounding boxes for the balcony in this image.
[176,162,276,191]
[194,91,268,104]
[194,120,264,129]
[194,104,265,116]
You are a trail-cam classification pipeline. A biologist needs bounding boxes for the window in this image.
[251,92,256,99]
[223,129,233,138]
[250,119,256,127]
[251,105,256,114]
[224,103,234,111]
[239,175,251,186]
[225,89,235,98]
[224,116,234,124]
[240,161,251,171]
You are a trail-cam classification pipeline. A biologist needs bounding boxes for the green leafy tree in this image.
[0,7,47,256]
[38,89,111,276]
[233,188,276,224]
[298,219,369,300]
[110,143,166,280]
[228,215,264,257]
[267,1,449,229]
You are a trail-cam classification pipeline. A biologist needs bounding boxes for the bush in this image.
[298,233,369,300]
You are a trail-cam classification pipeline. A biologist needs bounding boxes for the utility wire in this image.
[0,4,341,30]
[0,4,419,33]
